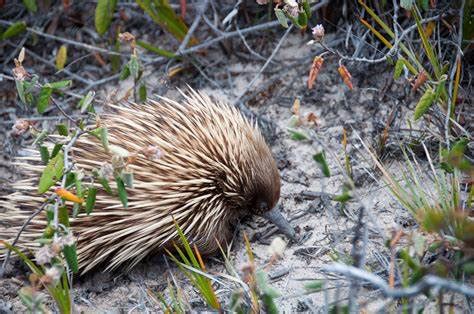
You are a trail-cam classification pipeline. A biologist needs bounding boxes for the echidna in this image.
[0,88,295,274]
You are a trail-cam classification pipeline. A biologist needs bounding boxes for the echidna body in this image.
[1,89,290,274]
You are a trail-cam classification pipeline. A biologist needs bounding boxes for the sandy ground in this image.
[0,33,450,313]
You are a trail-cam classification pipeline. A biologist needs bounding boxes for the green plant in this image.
[365,142,473,281]
[166,222,221,310]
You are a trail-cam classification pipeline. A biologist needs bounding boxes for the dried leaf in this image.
[412,70,428,92]
[306,112,318,125]
[291,98,300,116]
[424,21,436,38]
[18,47,25,64]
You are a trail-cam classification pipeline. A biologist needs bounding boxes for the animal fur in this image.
[0,89,281,274]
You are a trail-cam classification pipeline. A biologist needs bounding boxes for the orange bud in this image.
[54,188,84,204]
[338,65,353,90]
[308,56,324,89]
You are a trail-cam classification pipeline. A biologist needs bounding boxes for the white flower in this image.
[34,245,56,265]
[267,236,287,258]
[54,233,75,248]
[45,266,62,283]
[99,162,114,179]
[284,0,298,6]
[284,4,299,17]
[312,24,325,40]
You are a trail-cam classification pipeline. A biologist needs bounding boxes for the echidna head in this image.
[242,143,296,241]
[251,162,281,215]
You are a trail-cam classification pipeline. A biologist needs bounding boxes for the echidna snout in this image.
[0,88,295,273]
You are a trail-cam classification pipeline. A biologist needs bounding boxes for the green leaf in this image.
[304,281,323,294]
[39,146,49,164]
[400,0,414,10]
[75,174,83,198]
[95,0,117,36]
[37,87,52,114]
[32,129,48,146]
[58,206,70,228]
[137,40,176,58]
[334,190,352,203]
[413,87,436,120]
[313,151,331,177]
[99,177,113,194]
[57,124,68,136]
[89,127,109,152]
[139,84,147,102]
[22,0,37,13]
[100,127,109,152]
[399,249,420,271]
[288,128,309,141]
[15,80,26,103]
[65,172,76,188]
[51,143,63,158]
[119,64,130,80]
[462,262,474,275]
[115,176,128,208]
[136,0,193,43]
[122,172,134,188]
[44,80,72,89]
[302,0,311,18]
[1,21,27,40]
[38,151,64,194]
[274,9,289,28]
[129,55,140,80]
[111,38,121,72]
[78,90,95,113]
[297,11,308,28]
[63,244,78,273]
[393,59,405,79]
[85,187,97,215]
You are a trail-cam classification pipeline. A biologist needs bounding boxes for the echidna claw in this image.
[262,207,297,241]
